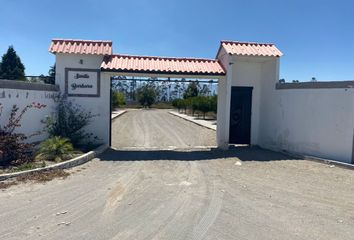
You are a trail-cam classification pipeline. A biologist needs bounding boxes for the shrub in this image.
[195,96,210,119]
[183,82,199,99]
[210,95,217,114]
[172,99,185,112]
[172,95,217,118]
[190,97,200,116]
[35,136,80,162]
[151,102,173,109]
[112,91,125,108]
[0,102,46,166]
[44,97,97,148]
[136,84,157,108]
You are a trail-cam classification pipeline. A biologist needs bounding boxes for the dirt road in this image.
[111,109,216,149]
[1,110,354,239]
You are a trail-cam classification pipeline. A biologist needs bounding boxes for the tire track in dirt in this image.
[102,162,143,215]
[0,161,134,239]
[108,161,201,240]
[139,161,200,240]
[28,161,140,239]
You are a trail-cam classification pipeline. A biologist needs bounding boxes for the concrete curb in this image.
[0,144,108,181]
[305,155,354,170]
[168,111,216,131]
[111,110,127,120]
[282,150,354,170]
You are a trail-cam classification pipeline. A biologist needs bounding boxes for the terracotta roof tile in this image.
[101,54,225,76]
[49,39,112,55]
[220,40,283,57]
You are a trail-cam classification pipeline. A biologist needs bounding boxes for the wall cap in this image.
[0,79,59,92]
[276,81,354,90]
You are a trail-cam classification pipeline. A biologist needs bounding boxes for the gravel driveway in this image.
[111,109,216,149]
[1,110,354,240]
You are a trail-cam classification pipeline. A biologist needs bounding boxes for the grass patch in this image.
[123,102,173,109]
[151,102,173,109]
[9,162,46,172]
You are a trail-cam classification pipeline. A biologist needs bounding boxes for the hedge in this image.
[172,95,217,119]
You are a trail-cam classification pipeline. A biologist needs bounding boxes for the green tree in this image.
[112,91,126,108]
[45,64,56,84]
[183,82,199,99]
[199,84,211,96]
[0,46,25,80]
[136,84,157,108]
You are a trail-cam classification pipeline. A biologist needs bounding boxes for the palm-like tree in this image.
[35,137,80,162]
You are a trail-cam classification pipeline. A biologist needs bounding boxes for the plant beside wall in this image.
[35,136,81,162]
[0,102,46,166]
[44,97,99,151]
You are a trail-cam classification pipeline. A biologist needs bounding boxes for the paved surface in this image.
[111,109,216,149]
[1,110,354,240]
[169,110,217,131]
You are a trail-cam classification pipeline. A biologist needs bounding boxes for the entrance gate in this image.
[229,87,253,144]
[50,38,281,150]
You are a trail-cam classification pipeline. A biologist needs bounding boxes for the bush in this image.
[136,84,157,108]
[112,91,125,108]
[151,102,173,109]
[44,97,97,148]
[194,96,210,119]
[172,95,217,119]
[172,99,186,113]
[183,82,199,99]
[210,95,217,114]
[0,103,46,166]
[35,136,80,162]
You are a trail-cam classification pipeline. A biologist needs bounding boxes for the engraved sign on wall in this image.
[65,68,100,97]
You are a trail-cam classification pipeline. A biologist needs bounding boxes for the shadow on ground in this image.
[99,146,297,162]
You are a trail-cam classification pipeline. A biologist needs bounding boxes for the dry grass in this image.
[0,169,70,189]
[0,181,18,189]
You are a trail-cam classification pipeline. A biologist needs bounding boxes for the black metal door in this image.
[229,87,253,144]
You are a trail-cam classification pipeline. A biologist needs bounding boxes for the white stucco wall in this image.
[254,57,354,163]
[55,53,110,146]
[0,86,58,143]
[259,86,354,163]
[216,47,231,148]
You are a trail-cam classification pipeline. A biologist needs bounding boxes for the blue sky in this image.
[1,0,353,81]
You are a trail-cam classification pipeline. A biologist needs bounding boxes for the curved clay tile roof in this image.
[220,40,283,57]
[101,54,226,76]
[49,39,112,55]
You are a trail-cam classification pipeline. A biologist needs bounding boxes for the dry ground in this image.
[0,109,353,239]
